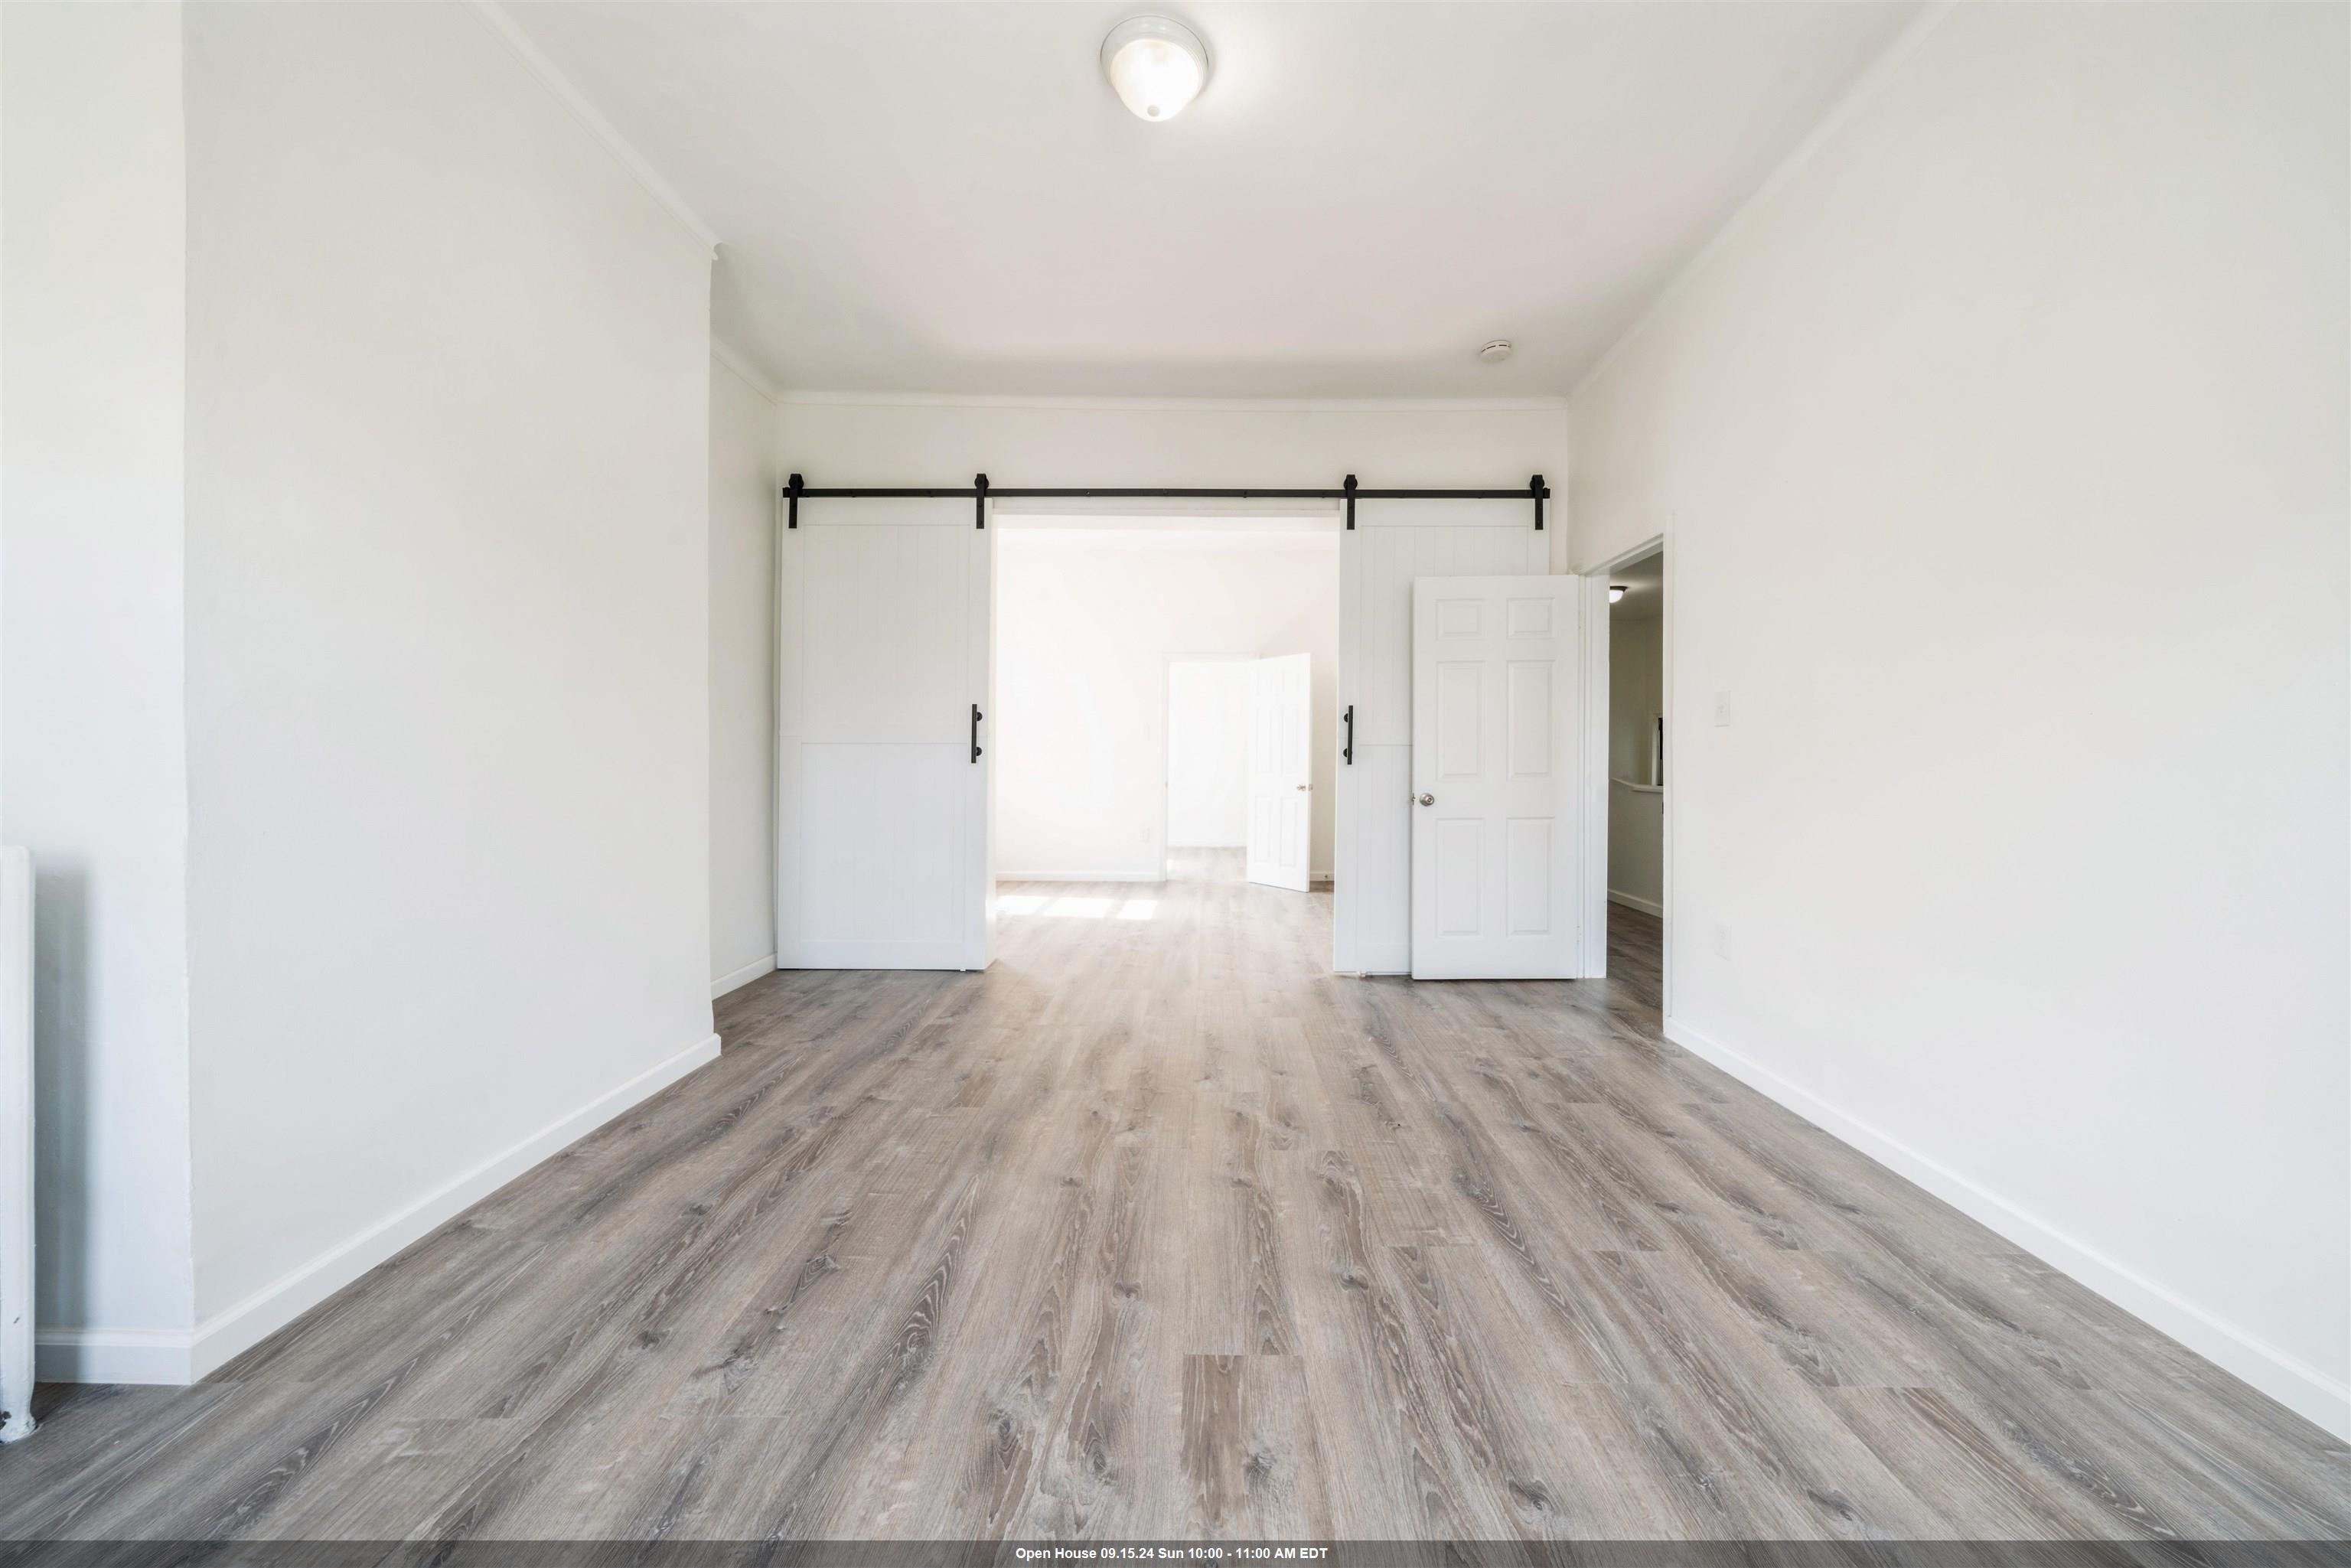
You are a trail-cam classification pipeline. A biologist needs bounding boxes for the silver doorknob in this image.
[1296,784,1308,792]
[1415,793,1435,807]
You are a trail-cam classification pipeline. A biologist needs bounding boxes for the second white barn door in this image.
[1410,575,1581,979]
[776,497,992,970]
[1245,652,1312,892]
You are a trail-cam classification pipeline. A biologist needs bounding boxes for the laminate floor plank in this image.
[4,851,2343,1546]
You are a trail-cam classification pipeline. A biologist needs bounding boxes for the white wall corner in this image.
[712,954,775,999]
[1661,1013,2351,1441]
[1567,2,1958,407]
[470,1,721,259]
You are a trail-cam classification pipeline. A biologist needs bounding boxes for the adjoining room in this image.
[992,513,1338,909]
[1606,545,1665,989]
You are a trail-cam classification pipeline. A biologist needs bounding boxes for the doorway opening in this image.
[1603,540,1666,1002]
[990,511,1340,959]
[1162,654,1250,892]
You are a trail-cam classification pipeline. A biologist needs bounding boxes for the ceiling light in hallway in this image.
[1101,17,1210,122]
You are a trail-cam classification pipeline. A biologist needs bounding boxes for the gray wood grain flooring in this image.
[3,851,2345,1547]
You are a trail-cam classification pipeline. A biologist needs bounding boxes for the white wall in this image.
[1166,660,1251,848]
[0,0,197,1364]
[178,2,716,1354]
[1606,614,1663,910]
[996,532,1337,881]
[709,353,778,995]
[1569,3,2349,1435]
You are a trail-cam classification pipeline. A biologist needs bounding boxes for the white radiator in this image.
[1,847,31,1442]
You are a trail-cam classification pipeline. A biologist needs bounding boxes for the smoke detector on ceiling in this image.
[1478,340,1514,364]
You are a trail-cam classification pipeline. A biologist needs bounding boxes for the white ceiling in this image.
[504,2,1920,398]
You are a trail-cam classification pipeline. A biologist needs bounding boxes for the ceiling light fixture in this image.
[1101,17,1210,122]
[1479,340,1514,363]
[1609,585,1628,604]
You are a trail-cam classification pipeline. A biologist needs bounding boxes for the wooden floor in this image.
[5,851,2346,1549]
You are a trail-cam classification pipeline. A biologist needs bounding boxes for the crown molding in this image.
[711,338,782,404]
[472,2,721,259]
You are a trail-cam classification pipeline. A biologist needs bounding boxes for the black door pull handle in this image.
[971,704,983,764]
[1342,705,1354,765]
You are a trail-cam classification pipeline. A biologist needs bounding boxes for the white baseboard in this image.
[1607,888,1664,916]
[32,1327,192,1386]
[1661,1013,2351,1440]
[37,1030,722,1387]
[712,954,776,999]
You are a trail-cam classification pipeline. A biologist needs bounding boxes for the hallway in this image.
[2,857,2345,1545]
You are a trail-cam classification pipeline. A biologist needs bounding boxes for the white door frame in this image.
[1590,531,1670,1013]
[1158,651,1257,876]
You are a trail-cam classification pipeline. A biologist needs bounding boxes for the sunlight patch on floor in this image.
[995,892,1155,919]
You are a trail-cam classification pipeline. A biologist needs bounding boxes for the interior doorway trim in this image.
[1591,530,1671,1015]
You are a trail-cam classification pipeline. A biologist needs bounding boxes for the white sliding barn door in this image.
[1245,652,1312,892]
[776,498,992,970]
[1409,576,1580,979]
[1335,501,1549,974]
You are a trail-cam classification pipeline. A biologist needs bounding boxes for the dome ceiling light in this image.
[1101,17,1211,122]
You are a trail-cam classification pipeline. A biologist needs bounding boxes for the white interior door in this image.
[1410,575,1580,979]
[776,497,992,970]
[1245,652,1312,892]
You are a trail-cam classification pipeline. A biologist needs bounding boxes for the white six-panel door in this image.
[1409,575,1580,979]
[776,497,992,970]
[1244,651,1312,892]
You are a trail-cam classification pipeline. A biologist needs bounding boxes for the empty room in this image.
[2,1,2346,1561]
